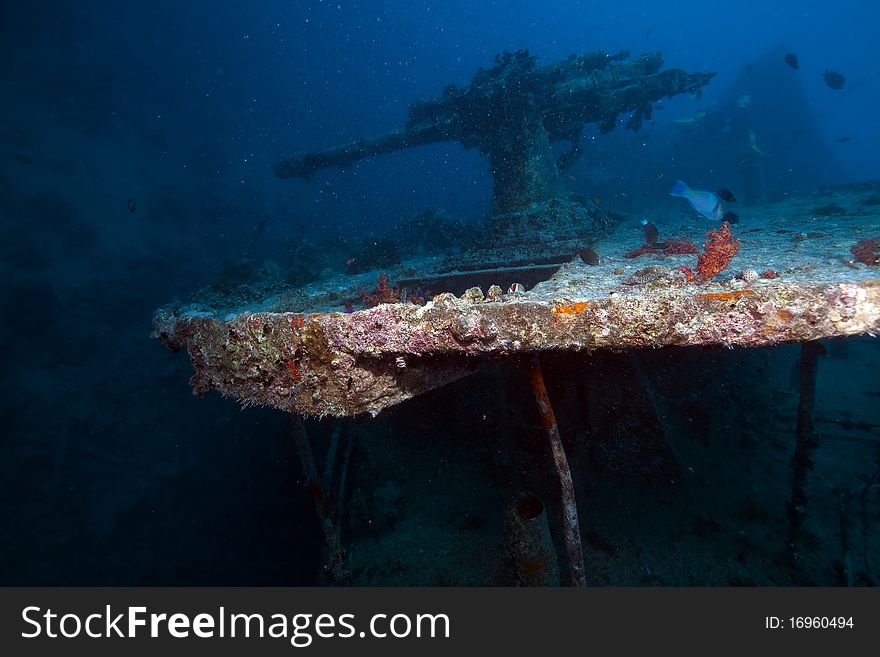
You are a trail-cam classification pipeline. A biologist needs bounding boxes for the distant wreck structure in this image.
[276,49,714,253]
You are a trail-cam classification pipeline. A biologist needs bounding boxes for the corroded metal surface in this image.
[153,270,880,417]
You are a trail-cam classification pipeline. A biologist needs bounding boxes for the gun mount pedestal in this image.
[276,49,715,250]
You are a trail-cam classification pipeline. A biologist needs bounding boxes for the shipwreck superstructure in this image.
[276,49,714,253]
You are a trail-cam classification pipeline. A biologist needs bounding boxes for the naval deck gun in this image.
[276,50,715,246]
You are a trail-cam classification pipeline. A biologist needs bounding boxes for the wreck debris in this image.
[786,341,823,570]
[289,415,349,584]
[504,494,561,587]
[528,359,586,587]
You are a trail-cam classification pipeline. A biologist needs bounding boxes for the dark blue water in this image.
[1,1,878,585]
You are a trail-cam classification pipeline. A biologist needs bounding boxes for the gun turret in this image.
[276,49,714,245]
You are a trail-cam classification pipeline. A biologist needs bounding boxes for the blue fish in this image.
[669,180,724,221]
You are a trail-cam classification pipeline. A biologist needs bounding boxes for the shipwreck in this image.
[153,49,880,585]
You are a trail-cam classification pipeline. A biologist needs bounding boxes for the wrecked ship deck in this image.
[153,185,880,417]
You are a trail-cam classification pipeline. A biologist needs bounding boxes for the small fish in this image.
[669,180,724,221]
[721,211,739,224]
[744,63,753,74]
[823,69,846,90]
[578,247,600,265]
[835,136,851,143]
[784,52,799,70]
[736,94,751,109]
[127,198,136,213]
[655,173,664,182]
[641,219,659,244]
[716,188,737,203]
[673,110,707,124]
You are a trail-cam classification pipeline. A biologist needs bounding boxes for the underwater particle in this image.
[760,269,780,279]
[823,69,846,90]
[641,219,659,244]
[508,283,526,295]
[696,220,740,281]
[850,238,880,266]
[669,180,724,221]
[578,247,600,265]
[716,188,737,203]
[127,198,136,213]
[784,52,799,70]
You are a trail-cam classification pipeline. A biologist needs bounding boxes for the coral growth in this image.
[552,301,589,316]
[696,221,739,281]
[675,266,696,282]
[696,290,756,302]
[662,239,700,255]
[407,288,433,305]
[736,269,759,284]
[360,273,401,307]
[623,238,699,259]
[624,265,668,285]
[850,238,880,266]
[623,244,657,259]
